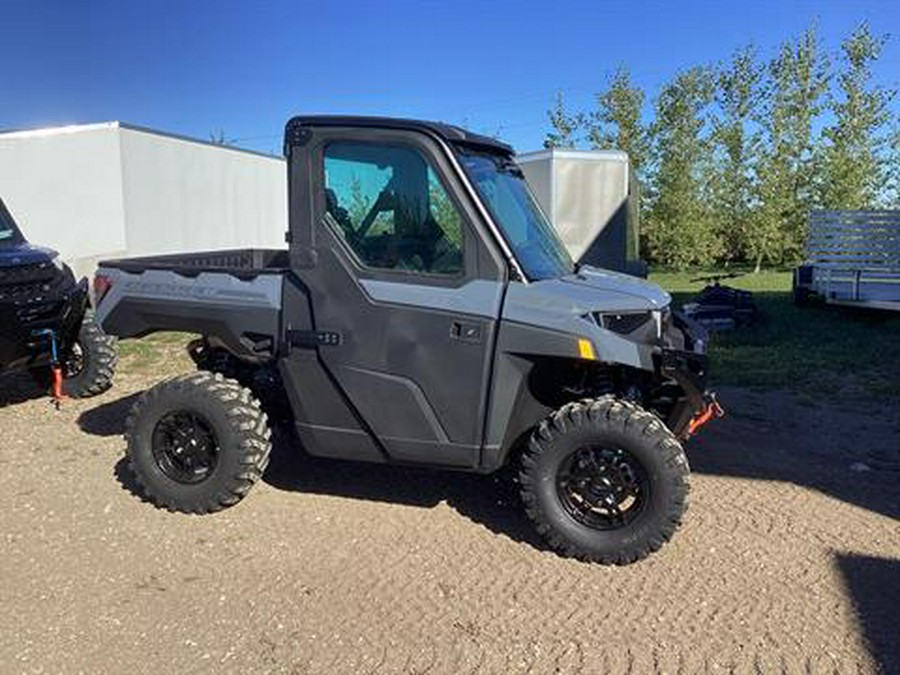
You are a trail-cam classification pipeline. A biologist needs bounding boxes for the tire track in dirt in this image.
[0,374,896,674]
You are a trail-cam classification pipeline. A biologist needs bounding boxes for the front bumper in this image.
[658,349,711,436]
[0,277,88,373]
[657,311,722,439]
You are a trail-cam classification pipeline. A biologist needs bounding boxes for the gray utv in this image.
[93,116,720,564]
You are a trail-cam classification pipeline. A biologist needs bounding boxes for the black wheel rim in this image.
[64,342,85,378]
[556,446,649,530]
[151,411,219,484]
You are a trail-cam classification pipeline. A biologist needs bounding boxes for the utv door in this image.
[284,127,508,467]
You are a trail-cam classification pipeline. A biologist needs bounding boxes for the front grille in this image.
[0,261,62,305]
[16,299,64,325]
[0,280,55,302]
[0,261,55,282]
[599,311,653,335]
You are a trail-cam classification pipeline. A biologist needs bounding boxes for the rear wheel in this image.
[188,337,291,421]
[519,397,690,565]
[125,371,271,513]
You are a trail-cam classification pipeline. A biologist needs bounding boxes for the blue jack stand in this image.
[31,328,65,409]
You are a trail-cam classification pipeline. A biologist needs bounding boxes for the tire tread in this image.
[519,396,690,565]
[125,371,271,514]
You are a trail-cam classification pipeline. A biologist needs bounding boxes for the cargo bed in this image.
[99,248,290,277]
[94,249,298,360]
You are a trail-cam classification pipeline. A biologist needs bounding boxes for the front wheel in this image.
[32,314,118,398]
[125,371,271,513]
[519,397,690,565]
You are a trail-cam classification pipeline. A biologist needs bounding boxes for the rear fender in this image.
[95,268,284,361]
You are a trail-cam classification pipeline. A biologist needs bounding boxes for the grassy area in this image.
[651,269,900,398]
[118,332,196,371]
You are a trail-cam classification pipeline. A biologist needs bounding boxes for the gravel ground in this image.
[1,351,898,675]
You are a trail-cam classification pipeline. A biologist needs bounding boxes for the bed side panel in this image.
[95,267,283,359]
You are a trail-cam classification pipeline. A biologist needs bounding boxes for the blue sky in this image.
[2,0,898,155]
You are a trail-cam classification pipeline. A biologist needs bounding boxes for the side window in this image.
[323,142,464,275]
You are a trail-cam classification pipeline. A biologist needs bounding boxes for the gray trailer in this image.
[794,210,900,311]
[517,149,645,277]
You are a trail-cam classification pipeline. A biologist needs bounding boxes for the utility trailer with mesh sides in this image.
[794,210,900,311]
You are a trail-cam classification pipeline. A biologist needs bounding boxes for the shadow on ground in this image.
[77,392,141,436]
[0,372,48,408]
[82,381,899,531]
[89,398,547,552]
[262,426,546,550]
[835,553,900,675]
[690,386,900,521]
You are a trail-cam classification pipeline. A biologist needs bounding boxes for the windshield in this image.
[459,150,573,280]
[0,202,22,245]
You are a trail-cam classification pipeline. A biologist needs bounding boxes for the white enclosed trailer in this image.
[517,148,645,276]
[2,123,643,280]
[0,122,287,278]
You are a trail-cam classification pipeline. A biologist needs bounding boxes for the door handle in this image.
[450,321,482,344]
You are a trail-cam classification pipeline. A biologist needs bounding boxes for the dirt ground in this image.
[1,354,898,674]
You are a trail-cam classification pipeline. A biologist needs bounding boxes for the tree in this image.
[347,175,369,225]
[645,67,720,268]
[754,26,830,268]
[887,125,900,208]
[710,46,762,263]
[537,22,898,270]
[820,23,896,210]
[429,178,463,247]
[544,92,582,149]
[209,129,235,146]
[587,66,649,176]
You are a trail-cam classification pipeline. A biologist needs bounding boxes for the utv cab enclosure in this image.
[0,197,116,398]
[95,116,717,564]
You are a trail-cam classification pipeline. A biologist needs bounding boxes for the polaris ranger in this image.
[94,116,719,564]
[0,197,117,400]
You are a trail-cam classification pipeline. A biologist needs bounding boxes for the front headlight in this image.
[594,311,653,335]
[593,310,664,344]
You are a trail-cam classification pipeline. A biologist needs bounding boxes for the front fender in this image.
[501,281,659,371]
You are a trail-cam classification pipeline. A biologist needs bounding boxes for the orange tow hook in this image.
[686,396,724,437]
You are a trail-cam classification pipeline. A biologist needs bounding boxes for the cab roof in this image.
[284,115,513,157]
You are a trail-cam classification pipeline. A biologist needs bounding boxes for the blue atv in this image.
[0,198,117,399]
